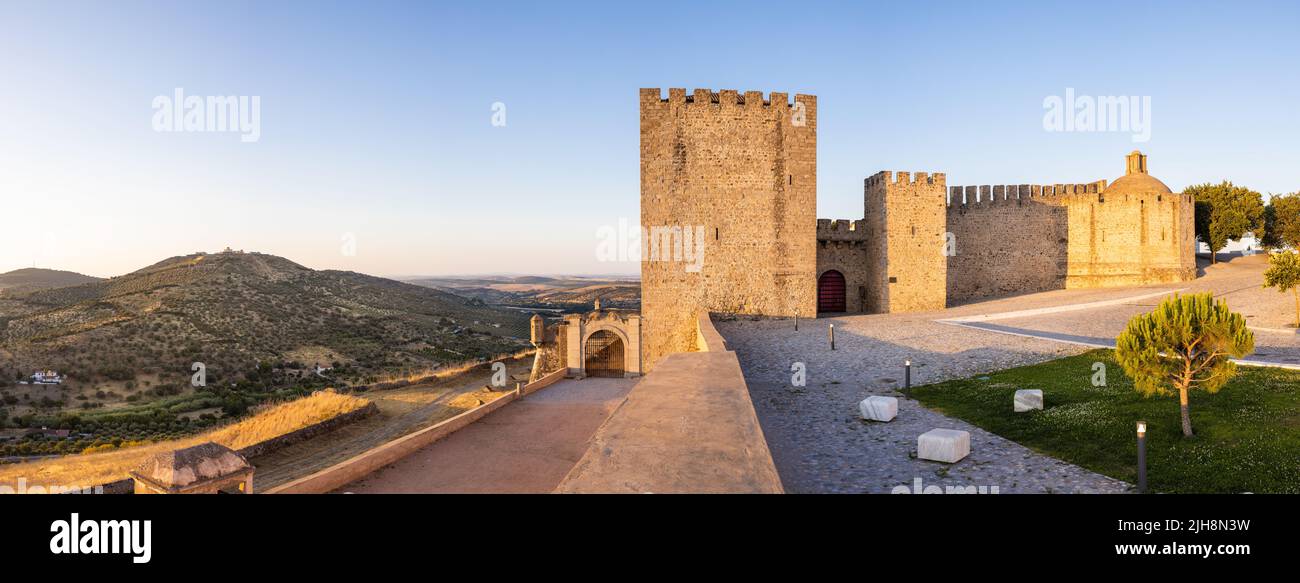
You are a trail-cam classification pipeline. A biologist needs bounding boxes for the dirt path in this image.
[249,359,534,491]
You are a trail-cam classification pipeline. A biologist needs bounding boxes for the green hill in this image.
[0,251,529,391]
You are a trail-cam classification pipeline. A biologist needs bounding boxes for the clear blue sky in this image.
[2,0,1297,277]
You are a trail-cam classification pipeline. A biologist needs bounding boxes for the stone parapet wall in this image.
[556,313,782,493]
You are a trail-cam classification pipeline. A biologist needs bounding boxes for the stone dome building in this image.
[1061,151,1197,289]
[1106,150,1174,196]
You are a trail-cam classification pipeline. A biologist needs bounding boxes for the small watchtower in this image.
[529,314,545,346]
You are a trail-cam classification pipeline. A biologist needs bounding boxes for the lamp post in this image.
[829,324,835,350]
[1136,420,1147,494]
[904,360,912,392]
[794,310,798,331]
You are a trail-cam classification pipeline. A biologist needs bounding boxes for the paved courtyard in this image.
[717,255,1297,494]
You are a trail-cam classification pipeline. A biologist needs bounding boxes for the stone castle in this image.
[639,88,1196,369]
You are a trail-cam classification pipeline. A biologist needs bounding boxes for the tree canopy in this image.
[1267,192,1300,250]
[1187,182,1266,262]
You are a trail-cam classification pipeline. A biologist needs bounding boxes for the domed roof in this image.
[1106,151,1172,196]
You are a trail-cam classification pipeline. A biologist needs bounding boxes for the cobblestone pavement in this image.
[716,255,1294,493]
[719,313,1132,494]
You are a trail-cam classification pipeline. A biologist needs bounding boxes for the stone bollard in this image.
[1014,389,1043,412]
[918,429,970,463]
[859,396,898,422]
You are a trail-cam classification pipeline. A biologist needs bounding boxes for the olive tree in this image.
[1116,293,1254,437]
[1187,182,1265,263]
[1264,251,1300,328]
[1269,193,1300,250]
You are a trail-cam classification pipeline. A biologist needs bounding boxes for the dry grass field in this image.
[246,357,533,490]
[0,390,371,490]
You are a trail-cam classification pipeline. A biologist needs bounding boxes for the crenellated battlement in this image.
[817,218,860,231]
[865,170,946,188]
[946,180,1108,208]
[939,152,1194,303]
[640,88,815,110]
[816,218,869,240]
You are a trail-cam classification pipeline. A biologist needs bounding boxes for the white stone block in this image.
[858,396,897,422]
[917,429,970,463]
[1014,389,1043,412]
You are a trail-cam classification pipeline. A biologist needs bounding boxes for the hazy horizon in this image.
[4,0,1297,278]
[0,250,646,281]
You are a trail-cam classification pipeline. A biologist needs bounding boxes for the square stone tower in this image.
[640,88,817,369]
[861,171,948,313]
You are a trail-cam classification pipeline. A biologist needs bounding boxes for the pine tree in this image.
[1115,293,1254,437]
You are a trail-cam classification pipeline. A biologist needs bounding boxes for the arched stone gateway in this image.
[520,301,644,380]
[818,270,846,313]
[583,330,625,377]
[565,306,641,378]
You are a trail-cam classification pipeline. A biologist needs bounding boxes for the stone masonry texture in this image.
[640,88,817,370]
[817,151,1194,313]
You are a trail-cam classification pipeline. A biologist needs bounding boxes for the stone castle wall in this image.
[640,88,817,370]
[944,183,1097,302]
[816,219,871,313]
[942,181,1193,300]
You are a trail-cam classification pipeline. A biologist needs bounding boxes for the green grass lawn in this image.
[908,349,1300,493]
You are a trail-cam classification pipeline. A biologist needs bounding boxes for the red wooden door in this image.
[818,270,846,313]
